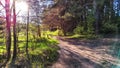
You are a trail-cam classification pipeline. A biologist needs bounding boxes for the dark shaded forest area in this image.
[43,0,120,36]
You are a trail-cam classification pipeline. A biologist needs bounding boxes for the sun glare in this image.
[16,1,28,15]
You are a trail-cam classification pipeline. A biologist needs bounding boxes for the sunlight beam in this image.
[0,1,5,8]
[16,1,28,12]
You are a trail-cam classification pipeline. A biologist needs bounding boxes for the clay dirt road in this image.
[50,37,120,68]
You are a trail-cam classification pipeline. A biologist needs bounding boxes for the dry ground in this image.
[50,36,120,68]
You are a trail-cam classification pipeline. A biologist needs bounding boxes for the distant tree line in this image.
[43,0,120,36]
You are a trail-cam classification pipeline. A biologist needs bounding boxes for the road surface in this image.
[50,37,120,68]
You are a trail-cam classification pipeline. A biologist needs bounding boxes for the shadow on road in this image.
[58,36,120,49]
[51,36,120,68]
[57,47,103,68]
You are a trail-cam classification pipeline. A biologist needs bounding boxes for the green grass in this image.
[66,34,101,39]
[42,30,59,36]
[0,32,59,67]
[27,37,59,67]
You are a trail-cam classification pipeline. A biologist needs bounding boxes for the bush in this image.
[73,26,84,34]
[101,21,117,34]
[58,30,64,36]
[87,15,95,34]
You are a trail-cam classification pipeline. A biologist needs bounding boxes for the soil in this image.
[50,36,120,68]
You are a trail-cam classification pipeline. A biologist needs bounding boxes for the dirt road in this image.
[50,37,120,68]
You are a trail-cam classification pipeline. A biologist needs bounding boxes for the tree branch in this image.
[0,1,5,8]
[16,10,21,16]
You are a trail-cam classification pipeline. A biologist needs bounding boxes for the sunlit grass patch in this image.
[0,30,59,67]
[45,30,59,36]
[28,37,59,66]
[66,34,101,39]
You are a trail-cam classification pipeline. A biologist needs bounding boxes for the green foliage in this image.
[0,29,59,67]
[41,29,65,37]
[66,34,100,39]
[101,21,117,34]
[73,26,84,34]
[87,15,95,34]
[60,12,73,20]
[45,0,120,36]
[58,30,64,36]
[28,37,59,66]
[66,34,84,39]
[45,30,59,36]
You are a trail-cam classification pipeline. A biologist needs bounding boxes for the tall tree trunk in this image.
[12,0,17,62]
[26,4,30,61]
[36,6,41,38]
[83,7,87,32]
[93,0,100,35]
[5,0,11,62]
[109,0,114,20]
[95,8,100,34]
[0,0,11,67]
[37,24,41,37]
[36,14,41,38]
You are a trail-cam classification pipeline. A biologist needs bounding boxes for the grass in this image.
[27,37,59,67]
[66,34,102,39]
[0,31,59,67]
[42,30,59,36]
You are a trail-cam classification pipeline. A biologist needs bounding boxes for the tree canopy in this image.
[43,0,120,35]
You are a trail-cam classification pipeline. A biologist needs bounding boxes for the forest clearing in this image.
[0,0,120,68]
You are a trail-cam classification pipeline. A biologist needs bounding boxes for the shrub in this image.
[73,26,84,34]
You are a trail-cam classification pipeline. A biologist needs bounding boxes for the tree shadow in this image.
[59,36,120,49]
[55,36,120,68]
[56,47,103,68]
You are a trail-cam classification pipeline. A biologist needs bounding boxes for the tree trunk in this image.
[93,0,100,35]
[12,0,17,62]
[63,30,67,36]
[0,0,11,67]
[37,21,41,38]
[5,0,11,61]
[95,8,100,34]
[83,7,87,32]
[26,4,30,61]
